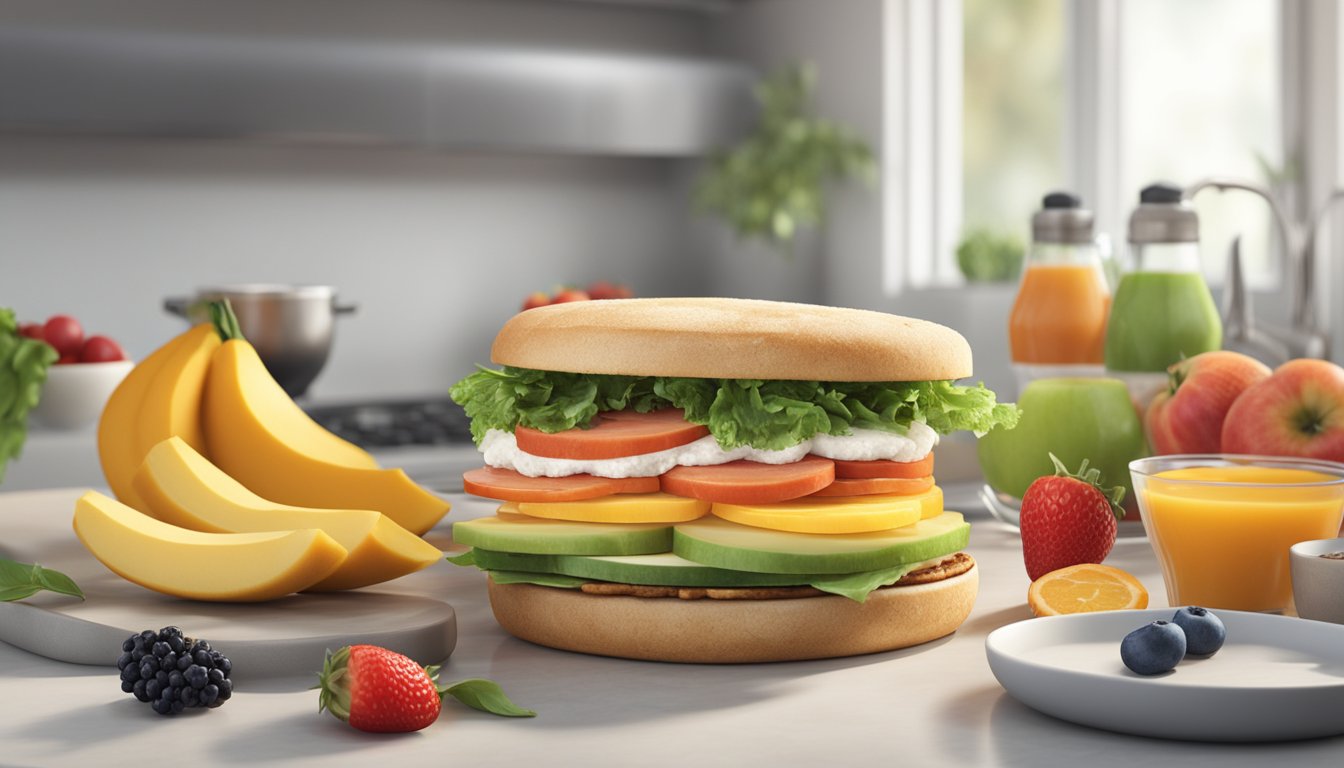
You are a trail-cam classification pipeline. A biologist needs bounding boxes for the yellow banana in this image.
[74,490,347,601]
[133,436,441,591]
[97,326,197,508]
[203,339,449,535]
[136,324,219,460]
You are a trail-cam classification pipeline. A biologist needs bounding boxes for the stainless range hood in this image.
[0,24,755,156]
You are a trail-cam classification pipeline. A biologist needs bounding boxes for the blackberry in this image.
[117,627,233,716]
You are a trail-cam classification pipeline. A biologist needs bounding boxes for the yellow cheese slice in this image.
[514,492,711,524]
[710,486,943,534]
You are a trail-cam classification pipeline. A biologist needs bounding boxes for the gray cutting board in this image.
[0,488,456,681]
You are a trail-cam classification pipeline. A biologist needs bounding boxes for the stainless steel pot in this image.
[164,284,356,398]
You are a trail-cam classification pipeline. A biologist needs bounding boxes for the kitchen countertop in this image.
[2,484,1342,767]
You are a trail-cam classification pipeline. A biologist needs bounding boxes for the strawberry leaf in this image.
[442,679,536,718]
[1047,452,1127,520]
[0,557,83,602]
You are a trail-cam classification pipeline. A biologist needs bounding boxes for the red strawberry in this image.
[317,645,443,733]
[1019,453,1126,581]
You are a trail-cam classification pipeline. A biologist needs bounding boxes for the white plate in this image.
[986,608,1344,742]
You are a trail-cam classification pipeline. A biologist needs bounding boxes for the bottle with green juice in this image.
[1104,183,1222,403]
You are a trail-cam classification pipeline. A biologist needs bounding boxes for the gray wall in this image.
[0,0,723,400]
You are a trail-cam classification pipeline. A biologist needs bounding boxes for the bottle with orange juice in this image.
[1008,192,1111,393]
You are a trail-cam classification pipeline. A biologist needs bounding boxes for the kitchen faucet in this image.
[1182,177,1330,359]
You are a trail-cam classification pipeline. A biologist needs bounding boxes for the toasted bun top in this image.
[491,298,972,381]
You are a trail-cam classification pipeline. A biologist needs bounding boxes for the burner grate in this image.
[306,397,474,449]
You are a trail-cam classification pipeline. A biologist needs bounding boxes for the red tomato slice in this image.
[809,475,935,497]
[830,454,935,479]
[463,467,659,502]
[515,409,710,460]
[660,457,835,504]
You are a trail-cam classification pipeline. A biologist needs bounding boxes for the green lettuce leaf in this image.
[807,562,921,602]
[450,366,1019,450]
[0,309,59,484]
[486,570,588,589]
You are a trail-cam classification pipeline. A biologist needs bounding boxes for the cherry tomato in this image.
[521,292,552,312]
[550,289,591,304]
[17,322,45,340]
[56,352,80,365]
[80,335,127,363]
[42,315,84,356]
[586,280,633,300]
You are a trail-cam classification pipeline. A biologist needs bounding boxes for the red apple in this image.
[1145,351,1271,454]
[1222,358,1344,461]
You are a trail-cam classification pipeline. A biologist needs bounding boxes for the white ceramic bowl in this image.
[1291,537,1344,624]
[31,360,134,430]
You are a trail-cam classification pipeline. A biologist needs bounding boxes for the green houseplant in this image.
[695,63,875,253]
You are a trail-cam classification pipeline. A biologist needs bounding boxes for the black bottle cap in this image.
[1140,182,1183,205]
[1042,191,1081,210]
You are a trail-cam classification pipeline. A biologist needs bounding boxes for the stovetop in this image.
[304,397,479,493]
[305,397,474,449]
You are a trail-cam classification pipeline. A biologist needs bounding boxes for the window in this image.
[888,0,1288,289]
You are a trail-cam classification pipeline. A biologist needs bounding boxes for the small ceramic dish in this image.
[31,360,134,430]
[1291,536,1344,624]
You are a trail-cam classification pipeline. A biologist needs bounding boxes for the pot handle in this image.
[334,301,358,316]
[163,296,193,319]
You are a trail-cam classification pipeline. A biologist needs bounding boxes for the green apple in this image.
[978,377,1146,501]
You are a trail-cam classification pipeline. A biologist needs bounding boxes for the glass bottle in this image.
[1008,191,1111,392]
[1104,182,1222,402]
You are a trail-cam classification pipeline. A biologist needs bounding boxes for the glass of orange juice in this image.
[1130,455,1344,613]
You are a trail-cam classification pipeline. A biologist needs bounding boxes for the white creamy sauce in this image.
[479,422,937,479]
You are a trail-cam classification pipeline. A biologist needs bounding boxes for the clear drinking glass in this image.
[1130,454,1344,613]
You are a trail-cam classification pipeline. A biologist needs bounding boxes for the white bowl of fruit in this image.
[23,315,133,431]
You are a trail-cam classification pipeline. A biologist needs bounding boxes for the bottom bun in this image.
[486,558,978,663]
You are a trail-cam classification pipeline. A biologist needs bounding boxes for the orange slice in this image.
[1027,563,1149,617]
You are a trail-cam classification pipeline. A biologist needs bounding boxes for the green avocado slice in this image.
[451,513,673,556]
[673,512,969,574]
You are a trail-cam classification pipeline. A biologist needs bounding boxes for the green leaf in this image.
[451,366,1020,450]
[444,549,477,567]
[485,570,588,589]
[0,558,83,601]
[0,311,59,484]
[808,563,921,603]
[694,62,874,252]
[442,678,536,717]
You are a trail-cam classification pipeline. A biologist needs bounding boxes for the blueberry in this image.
[1121,620,1187,675]
[168,635,185,654]
[207,668,224,686]
[122,637,135,653]
[200,685,219,706]
[145,679,161,700]
[1171,606,1226,656]
[218,679,232,699]
[151,698,173,716]
[120,679,135,694]
[152,641,170,658]
[117,652,133,670]
[177,655,193,671]
[120,664,139,683]
[160,653,177,672]
[139,660,157,681]
[133,679,149,702]
[186,665,207,689]
[169,671,185,689]
[158,626,183,639]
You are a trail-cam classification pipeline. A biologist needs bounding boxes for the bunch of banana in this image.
[82,302,448,600]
